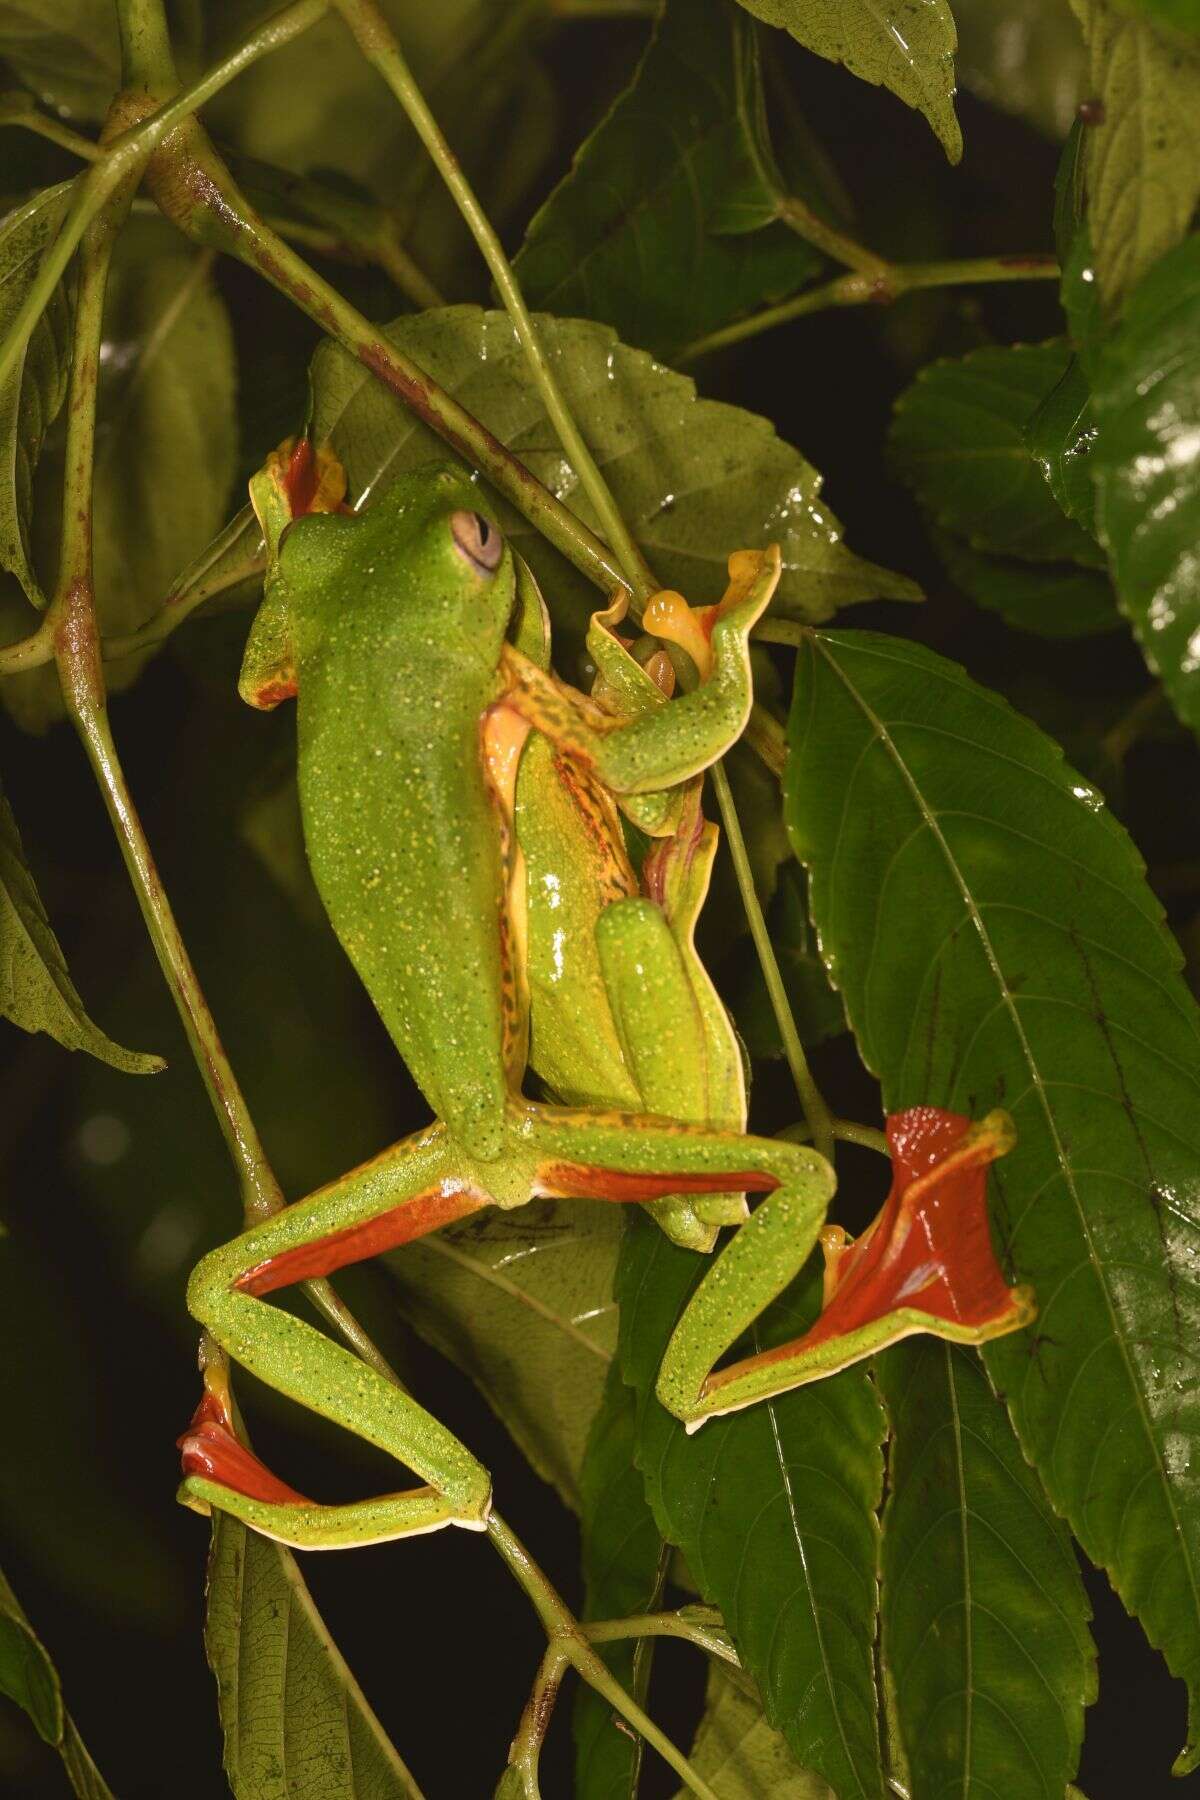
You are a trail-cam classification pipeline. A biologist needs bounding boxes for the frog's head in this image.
[239,453,517,710]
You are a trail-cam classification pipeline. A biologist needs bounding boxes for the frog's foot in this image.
[176,1392,486,1548]
[665,1106,1035,1427]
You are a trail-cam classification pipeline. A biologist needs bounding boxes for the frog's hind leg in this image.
[595,872,748,1250]
[509,1098,836,1427]
[178,1350,469,1548]
[179,1125,499,1546]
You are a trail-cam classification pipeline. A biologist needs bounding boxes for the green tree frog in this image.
[178,447,1032,1551]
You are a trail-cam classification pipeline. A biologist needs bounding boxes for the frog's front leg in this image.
[500,547,780,804]
[178,1123,509,1548]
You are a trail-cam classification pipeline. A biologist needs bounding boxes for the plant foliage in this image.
[3,1,1200,1796]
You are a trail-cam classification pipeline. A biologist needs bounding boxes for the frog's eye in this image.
[451,508,503,575]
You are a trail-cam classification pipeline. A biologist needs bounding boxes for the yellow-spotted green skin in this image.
[247,467,517,1161]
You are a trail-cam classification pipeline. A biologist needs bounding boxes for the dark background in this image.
[2,15,1198,1797]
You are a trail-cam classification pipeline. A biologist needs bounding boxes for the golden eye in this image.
[451,508,502,574]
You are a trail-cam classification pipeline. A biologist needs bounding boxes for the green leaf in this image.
[889,343,1106,567]
[93,220,238,669]
[1066,0,1200,309]
[0,783,162,1072]
[158,500,265,624]
[935,533,1121,639]
[384,1199,620,1511]
[573,1363,665,1800]
[206,1516,425,1799]
[952,0,1087,138]
[877,1339,1097,1796]
[514,0,822,362]
[1025,355,1099,538]
[785,629,1200,1776]
[2,218,238,729]
[618,1214,887,1799]
[310,307,920,641]
[674,1664,834,1799]
[0,1,119,119]
[733,0,961,162]
[1091,232,1200,733]
[0,1564,117,1799]
[0,184,74,607]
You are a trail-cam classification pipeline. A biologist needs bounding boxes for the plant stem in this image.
[582,1611,740,1663]
[328,0,655,600]
[1101,681,1165,767]
[0,618,53,671]
[679,253,1060,362]
[0,98,101,160]
[780,1118,890,1157]
[0,0,328,396]
[508,1640,570,1796]
[147,143,630,596]
[753,617,809,646]
[709,760,835,1163]
[777,194,890,279]
[487,1513,720,1799]
[744,699,787,776]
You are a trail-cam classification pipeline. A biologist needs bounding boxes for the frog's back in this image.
[285,471,516,1160]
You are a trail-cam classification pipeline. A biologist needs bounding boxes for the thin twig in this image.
[777,194,890,280]
[0,97,101,161]
[328,0,656,600]
[679,254,1060,363]
[710,760,835,1163]
[487,1515,722,1800]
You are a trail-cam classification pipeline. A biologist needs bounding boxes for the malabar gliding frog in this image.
[178,447,1031,1549]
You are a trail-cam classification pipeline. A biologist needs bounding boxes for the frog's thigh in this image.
[595,898,707,1118]
[596,898,743,1242]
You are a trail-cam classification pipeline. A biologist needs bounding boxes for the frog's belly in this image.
[516,735,641,1112]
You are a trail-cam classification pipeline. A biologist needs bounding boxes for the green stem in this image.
[0,0,328,396]
[753,618,809,646]
[148,143,629,596]
[709,760,835,1163]
[834,1118,890,1156]
[486,1513,719,1799]
[372,233,446,311]
[1101,681,1164,767]
[0,618,53,671]
[583,1610,739,1664]
[744,700,786,776]
[780,1118,891,1157]
[508,1640,570,1797]
[0,99,101,161]
[777,194,889,279]
[680,253,1060,362]
[328,0,655,600]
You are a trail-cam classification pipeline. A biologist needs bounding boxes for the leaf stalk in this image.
[680,254,1061,362]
